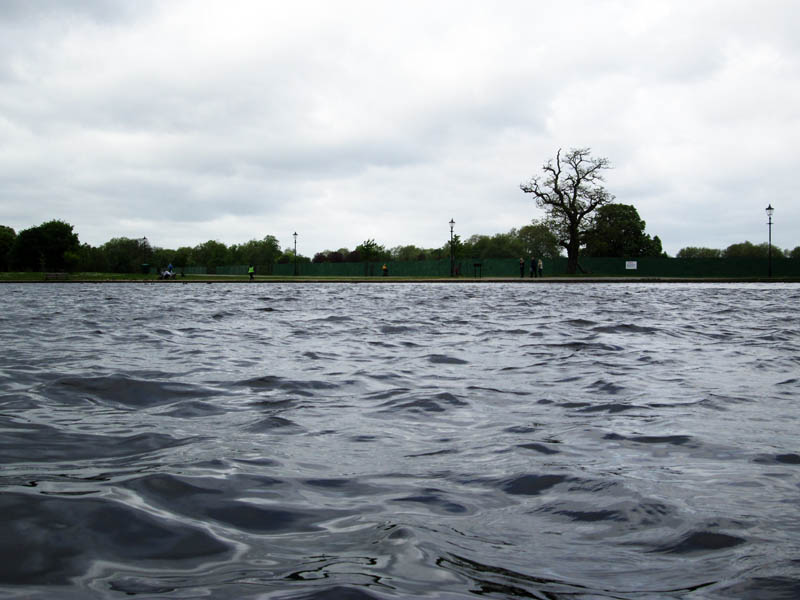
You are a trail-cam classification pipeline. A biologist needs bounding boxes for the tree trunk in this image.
[566,248,579,274]
[566,224,580,274]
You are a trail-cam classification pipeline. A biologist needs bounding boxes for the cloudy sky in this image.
[1,0,798,256]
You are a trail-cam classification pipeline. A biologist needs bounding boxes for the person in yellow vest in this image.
[382,264,388,276]
[248,264,255,281]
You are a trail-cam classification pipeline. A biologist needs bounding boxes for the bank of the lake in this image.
[2,273,800,284]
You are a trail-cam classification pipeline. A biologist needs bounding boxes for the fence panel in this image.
[162,257,799,278]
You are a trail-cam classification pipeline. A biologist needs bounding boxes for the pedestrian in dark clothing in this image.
[530,257,536,278]
[519,258,525,277]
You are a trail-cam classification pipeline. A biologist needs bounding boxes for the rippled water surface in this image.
[2,282,799,599]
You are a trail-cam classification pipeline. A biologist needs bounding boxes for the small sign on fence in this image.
[625,261,638,270]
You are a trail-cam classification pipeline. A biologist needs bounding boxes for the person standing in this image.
[530,257,536,278]
[519,257,525,277]
[538,258,544,278]
[248,264,255,281]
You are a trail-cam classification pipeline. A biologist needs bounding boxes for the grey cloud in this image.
[1,1,798,255]
[0,1,153,25]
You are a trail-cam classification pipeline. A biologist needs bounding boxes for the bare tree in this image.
[521,148,614,274]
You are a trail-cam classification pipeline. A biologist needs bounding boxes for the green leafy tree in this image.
[193,240,229,271]
[12,220,80,271]
[517,221,560,259]
[0,226,16,271]
[355,239,389,262]
[447,234,463,259]
[461,225,561,260]
[312,249,346,263]
[461,235,489,259]
[172,246,193,268]
[790,246,800,259]
[422,246,444,260]
[76,243,108,272]
[150,247,176,270]
[277,248,310,264]
[439,234,464,275]
[650,236,664,257]
[461,232,522,259]
[355,239,378,262]
[391,244,427,261]
[230,235,281,266]
[676,247,723,258]
[723,241,783,258]
[494,232,522,258]
[583,204,663,257]
[102,237,153,273]
[521,148,614,273]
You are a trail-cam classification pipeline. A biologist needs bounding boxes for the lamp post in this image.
[766,204,774,278]
[293,232,298,276]
[449,218,455,277]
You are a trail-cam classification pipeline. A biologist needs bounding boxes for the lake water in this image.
[1,282,799,599]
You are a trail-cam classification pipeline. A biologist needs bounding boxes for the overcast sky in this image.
[1,1,798,256]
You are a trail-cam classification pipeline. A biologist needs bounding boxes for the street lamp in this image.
[766,204,774,278]
[293,232,298,276]
[449,218,455,277]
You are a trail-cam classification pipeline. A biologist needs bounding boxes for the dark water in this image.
[2,282,799,599]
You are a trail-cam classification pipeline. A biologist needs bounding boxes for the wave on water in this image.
[1,282,799,598]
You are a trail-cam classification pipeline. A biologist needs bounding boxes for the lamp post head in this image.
[449,218,455,230]
[293,231,298,239]
[766,204,774,219]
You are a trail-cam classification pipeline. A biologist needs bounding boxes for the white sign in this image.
[625,261,638,270]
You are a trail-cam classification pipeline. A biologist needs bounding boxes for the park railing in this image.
[155,257,800,278]
[568,257,799,278]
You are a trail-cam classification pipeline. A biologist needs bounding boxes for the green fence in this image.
[155,257,800,278]
[270,258,540,278]
[571,257,799,278]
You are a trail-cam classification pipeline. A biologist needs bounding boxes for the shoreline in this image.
[3,276,799,284]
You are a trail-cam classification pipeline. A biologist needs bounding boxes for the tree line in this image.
[0,222,292,273]
[0,148,657,274]
[677,242,799,259]
[312,222,564,265]
[1,215,792,275]
[0,206,665,274]
[2,146,794,273]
